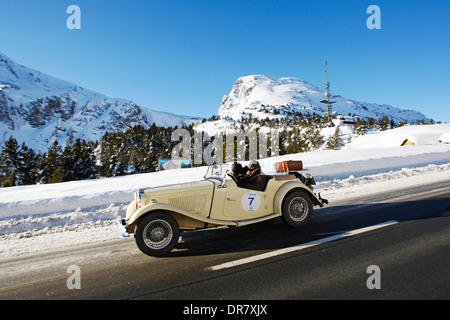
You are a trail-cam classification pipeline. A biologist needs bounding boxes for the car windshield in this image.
[204,164,229,180]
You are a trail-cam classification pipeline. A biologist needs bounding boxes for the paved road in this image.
[1,180,449,302]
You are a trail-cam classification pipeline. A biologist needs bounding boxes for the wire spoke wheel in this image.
[143,219,173,250]
[135,212,179,256]
[287,197,309,222]
[282,190,313,228]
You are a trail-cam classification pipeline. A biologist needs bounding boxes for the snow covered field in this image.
[1,124,449,259]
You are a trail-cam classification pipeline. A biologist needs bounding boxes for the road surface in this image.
[1,180,449,302]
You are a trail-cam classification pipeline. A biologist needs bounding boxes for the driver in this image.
[231,162,245,177]
[229,161,247,183]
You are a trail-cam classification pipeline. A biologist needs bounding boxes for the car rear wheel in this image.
[135,212,179,257]
[282,190,313,228]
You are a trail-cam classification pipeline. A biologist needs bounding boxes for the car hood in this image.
[129,179,217,217]
[144,179,216,197]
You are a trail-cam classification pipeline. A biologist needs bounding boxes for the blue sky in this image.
[1,0,449,122]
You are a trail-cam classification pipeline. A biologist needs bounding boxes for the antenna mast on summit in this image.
[321,60,335,123]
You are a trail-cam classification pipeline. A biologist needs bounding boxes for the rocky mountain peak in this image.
[218,74,427,124]
[0,53,199,152]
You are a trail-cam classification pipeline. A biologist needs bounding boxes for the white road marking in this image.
[207,220,398,271]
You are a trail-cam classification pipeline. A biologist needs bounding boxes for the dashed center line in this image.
[207,220,398,271]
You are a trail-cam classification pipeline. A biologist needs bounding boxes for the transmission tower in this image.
[320,60,336,123]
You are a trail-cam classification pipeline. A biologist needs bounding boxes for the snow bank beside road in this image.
[317,162,450,200]
[1,145,449,219]
[0,166,206,219]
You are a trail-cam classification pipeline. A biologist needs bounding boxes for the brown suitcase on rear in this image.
[274,160,303,173]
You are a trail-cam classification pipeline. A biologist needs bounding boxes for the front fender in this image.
[274,181,323,215]
[127,202,238,232]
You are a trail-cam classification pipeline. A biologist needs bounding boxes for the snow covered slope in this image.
[219,75,428,123]
[0,52,199,152]
[347,123,450,149]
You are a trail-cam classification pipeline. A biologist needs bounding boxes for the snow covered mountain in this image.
[218,75,428,123]
[0,52,199,152]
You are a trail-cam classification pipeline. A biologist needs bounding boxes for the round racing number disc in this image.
[241,192,261,212]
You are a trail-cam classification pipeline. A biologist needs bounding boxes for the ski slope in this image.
[0,124,449,259]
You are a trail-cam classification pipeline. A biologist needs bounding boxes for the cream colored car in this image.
[121,163,327,256]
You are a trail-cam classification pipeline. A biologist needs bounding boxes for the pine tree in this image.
[0,137,39,187]
[40,140,62,183]
[305,126,323,151]
[64,139,97,181]
[49,165,65,184]
[326,126,345,150]
[354,118,368,135]
[17,142,40,185]
[378,115,391,131]
[285,126,306,154]
[77,140,98,180]
[51,139,99,182]
[367,117,376,129]
[0,136,21,187]
[60,141,76,181]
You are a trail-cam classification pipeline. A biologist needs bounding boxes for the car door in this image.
[221,179,271,220]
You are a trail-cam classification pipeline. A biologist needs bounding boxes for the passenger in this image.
[244,160,261,178]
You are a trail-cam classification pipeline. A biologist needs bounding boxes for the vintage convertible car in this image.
[121,162,327,256]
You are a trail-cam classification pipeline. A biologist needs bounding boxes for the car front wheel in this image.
[135,212,179,257]
[282,190,313,228]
